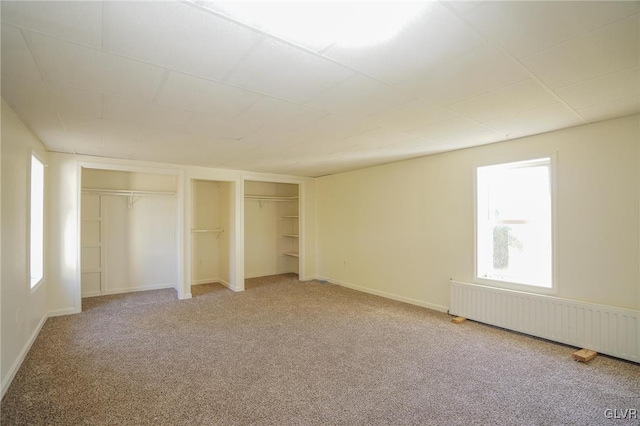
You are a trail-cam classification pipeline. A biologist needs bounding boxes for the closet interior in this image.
[80,168,178,298]
[190,179,232,289]
[244,181,299,279]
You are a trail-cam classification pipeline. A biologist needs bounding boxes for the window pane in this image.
[30,155,44,287]
[477,158,552,288]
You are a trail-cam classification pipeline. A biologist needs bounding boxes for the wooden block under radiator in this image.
[572,348,597,363]
[452,316,467,324]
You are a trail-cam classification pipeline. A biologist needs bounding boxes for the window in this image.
[476,157,552,289]
[30,154,45,288]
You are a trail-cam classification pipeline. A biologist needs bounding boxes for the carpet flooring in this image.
[1,274,639,425]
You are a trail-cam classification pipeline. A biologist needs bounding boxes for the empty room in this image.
[1,0,639,424]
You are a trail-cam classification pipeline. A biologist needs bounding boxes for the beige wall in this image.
[317,115,640,311]
[1,100,49,396]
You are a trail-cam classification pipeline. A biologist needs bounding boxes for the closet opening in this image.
[80,167,180,302]
[244,180,300,281]
[189,179,234,296]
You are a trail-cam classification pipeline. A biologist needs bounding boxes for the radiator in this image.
[450,280,640,363]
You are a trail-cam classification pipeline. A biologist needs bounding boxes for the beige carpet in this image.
[2,274,639,425]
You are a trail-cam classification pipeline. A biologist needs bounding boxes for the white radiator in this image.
[450,280,640,363]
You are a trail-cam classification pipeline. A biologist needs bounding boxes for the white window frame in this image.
[29,151,45,290]
[474,154,557,294]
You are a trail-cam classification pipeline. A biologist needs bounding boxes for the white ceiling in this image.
[1,1,638,177]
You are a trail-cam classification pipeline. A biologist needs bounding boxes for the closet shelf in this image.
[281,215,299,218]
[282,234,299,238]
[83,188,176,196]
[245,195,298,201]
[191,228,224,233]
[282,251,299,258]
[83,188,177,209]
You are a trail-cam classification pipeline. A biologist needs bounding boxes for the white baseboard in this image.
[48,307,78,317]
[81,291,101,298]
[300,275,321,281]
[1,314,48,399]
[318,276,449,313]
[191,278,234,292]
[104,283,175,295]
[191,278,219,285]
[245,271,298,279]
[181,293,193,300]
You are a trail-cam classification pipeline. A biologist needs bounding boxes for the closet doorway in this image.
[244,180,300,279]
[189,180,234,293]
[80,168,180,299]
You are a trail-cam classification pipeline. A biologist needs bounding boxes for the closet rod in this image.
[82,188,176,209]
[82,188,176,196]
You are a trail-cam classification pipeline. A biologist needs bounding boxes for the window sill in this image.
[30,278,44,294]
[475,277,556,295]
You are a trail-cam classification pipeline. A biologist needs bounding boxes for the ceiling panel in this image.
[237,96,327,130]
[285,136,359,157]
[224,38,353,103]
[556,67,640,110]
[324,2,483,84]
[156,72,261,118]
[340,128,419,149]
[305,75,413,119]
[139,126,235,151]
[197,0,339,52]
[11,106,65,137]
[577,96,640,123]
[2,1,103,48]
[448,79,557,122]
[103,1,262,81]
[521,16,639,89]
[296,114,381,141]
[370,99,459,132]
[26,32,165,101]
[186,113,263,140]
[2,75,102,118]
[59,114,142,141]
[464,1,640,58]
[400,43,530,106]
[484,103,584,138]
[1,24,41,80]
[444,1,486,15]
[104,96,193,129]
[1,1,638,177]
[229,126,304,149]
[406,116,501,142]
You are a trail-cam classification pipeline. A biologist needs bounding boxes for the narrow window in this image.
[476,158,552,289]
[30,154,45,288]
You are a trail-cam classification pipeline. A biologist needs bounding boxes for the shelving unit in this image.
[244,181,300,278]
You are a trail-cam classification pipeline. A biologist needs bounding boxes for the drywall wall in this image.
[191,180,221,284]
[317,115,640,311]
[47,152,80,315]
[1,99,48,396]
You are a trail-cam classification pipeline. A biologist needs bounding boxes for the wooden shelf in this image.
[281,215,299,218]
[282,234,299,238]
[282,252,299,258]
[245,195,298,201]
